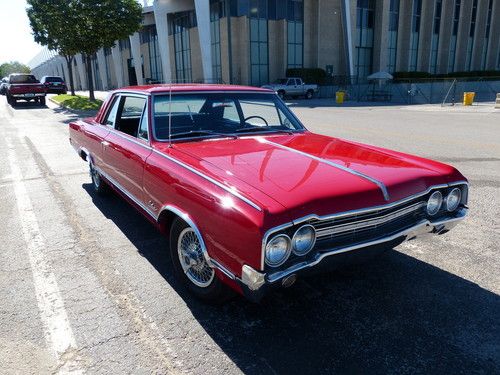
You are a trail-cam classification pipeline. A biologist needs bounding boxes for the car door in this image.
[101,94,152,204]
[81,94,120,171]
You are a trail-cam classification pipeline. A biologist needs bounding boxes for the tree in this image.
[0,61,31,77]
[27,0,80,95]
[27,0,143,100]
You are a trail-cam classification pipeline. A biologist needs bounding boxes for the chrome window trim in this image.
[265,208,468,284]
[260,138,390,201]
[260,181,469,270]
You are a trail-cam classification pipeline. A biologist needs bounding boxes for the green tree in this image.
[27,0,143,100]
[0,61,31,77]
[27,0,80,95]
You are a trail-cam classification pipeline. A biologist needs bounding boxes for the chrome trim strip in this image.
[266,208,468,283]
[261,139,390,201]
[260,181,469,270]
[152,149,262,211]
[315,202,426,238]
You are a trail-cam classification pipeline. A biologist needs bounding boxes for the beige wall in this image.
[190,28,203,82]
[269,19,286,82]
[317,0,344,75]
[230,16,249,85]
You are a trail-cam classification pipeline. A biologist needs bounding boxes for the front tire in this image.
[169,218,232,303]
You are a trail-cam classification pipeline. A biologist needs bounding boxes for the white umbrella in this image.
[367,71,393,80]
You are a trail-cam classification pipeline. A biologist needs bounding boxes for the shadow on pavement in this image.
[7,101,47,110]
[83,183,500,374]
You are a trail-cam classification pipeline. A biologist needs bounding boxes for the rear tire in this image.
[169,218,232,303]
[305,90,314,99]
[89,159,108,195]
[39,97,46,106]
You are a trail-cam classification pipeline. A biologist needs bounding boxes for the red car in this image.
[69,85,469,302]
[6,73,46,106]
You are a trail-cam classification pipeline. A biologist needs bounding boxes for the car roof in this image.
[117,84,274,94]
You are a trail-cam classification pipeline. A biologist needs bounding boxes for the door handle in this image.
[101,141,110,147]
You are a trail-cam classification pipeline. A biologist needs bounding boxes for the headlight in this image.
[292,225,316,256]
[265,235,291,267]
[445,188,462,212]
[427,191,443,216]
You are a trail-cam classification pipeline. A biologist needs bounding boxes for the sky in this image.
[0,0,42,66]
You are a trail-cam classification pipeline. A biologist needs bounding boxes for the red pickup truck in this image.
[6,73,46,106]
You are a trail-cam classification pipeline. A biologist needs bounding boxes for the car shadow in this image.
[8,101,47,110]
[82,183,500,374]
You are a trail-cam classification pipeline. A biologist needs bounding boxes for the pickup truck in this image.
[5,73,46,106]
[262,78,319,99]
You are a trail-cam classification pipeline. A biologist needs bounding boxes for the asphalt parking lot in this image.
[0,96,499,374]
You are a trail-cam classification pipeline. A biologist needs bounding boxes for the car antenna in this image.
[168,81,172,148]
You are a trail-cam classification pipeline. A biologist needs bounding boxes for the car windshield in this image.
[153,92,304,141]
[45,77,63,82]
[10,75,38,84]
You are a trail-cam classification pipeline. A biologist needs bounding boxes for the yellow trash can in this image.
[463,92,475,106]
[336,91,345,104]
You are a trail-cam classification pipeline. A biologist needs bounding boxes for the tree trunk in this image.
[65,56,75,96]
[85,54,95,101]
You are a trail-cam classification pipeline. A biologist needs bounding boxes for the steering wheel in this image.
[243,116,269,127]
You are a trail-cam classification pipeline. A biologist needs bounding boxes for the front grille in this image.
[310,198,427,251]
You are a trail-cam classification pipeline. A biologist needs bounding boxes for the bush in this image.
[393,70,500,82]
[286,68,327,85]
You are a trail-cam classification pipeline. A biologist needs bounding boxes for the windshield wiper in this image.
[233,127,294,135]
[169,130,237,139]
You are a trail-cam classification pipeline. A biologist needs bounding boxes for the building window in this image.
[465,0,478,71]
[104,48,113,88]
[355,0,375,80]
[91,55,102,91]
[387,0,399,73]
[409,0,422,71]
[210,0,224,83]
[142,26,163,83]
[448,0,460,72]
[480,0,493,70]
[287,0,303,69]
[430,0,442,74]
[172,12,194,83]
[249,0,269,86]
[119,39,131,51]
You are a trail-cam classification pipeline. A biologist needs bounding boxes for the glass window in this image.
[173,12,193,82]
[104,97,121,127]
[409,0,422,71]
[387,0,399,73]
[250,11,269,86]
[465,0,478,71]
[287,0,303,69]
[430,0,442,74]
[138,103,149,140]
[122,96,146,118]
[210,0,224,83]
[355,0,375,80]
[480,0,493,70]
[448,0,461,72]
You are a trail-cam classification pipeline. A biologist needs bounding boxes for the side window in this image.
[287,79,294,86]
[104,96,121,127]
[117,96,146,137]
[138,102,149,140]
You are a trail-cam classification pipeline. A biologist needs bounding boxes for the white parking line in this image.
[6,137,83,374]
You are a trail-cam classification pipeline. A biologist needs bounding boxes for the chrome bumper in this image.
[239,208,468,296]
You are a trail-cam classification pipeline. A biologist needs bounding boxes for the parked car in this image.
[0,77,8,95]
[69,84,469,302]
[5,73,46,106]
[40,75,67,94]
[262,77,319,99]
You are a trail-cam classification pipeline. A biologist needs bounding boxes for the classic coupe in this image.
[69,84,468,302]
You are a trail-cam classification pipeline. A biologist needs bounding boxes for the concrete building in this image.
[29,0,500,89]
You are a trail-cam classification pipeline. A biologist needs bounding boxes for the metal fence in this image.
[315,77,500,104]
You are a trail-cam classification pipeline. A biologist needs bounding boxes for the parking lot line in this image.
[6,136,83,374]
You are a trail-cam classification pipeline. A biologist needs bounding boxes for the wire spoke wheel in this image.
[177,228,215,288]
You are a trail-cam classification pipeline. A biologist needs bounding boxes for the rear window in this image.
[10,75,38,84]
[45,77,63,83]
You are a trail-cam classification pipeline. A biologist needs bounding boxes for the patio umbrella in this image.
[367,71,394,87]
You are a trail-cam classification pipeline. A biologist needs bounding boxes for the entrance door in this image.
[128,58,138,86]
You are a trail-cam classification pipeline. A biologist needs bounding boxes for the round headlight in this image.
[445,188,462,212]
[427,191,443,216]
[265,235,291,267]
[292,225,316,256]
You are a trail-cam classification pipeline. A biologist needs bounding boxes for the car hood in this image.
[159,132,464,219]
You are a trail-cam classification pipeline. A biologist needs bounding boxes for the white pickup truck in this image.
[262,77,319,99]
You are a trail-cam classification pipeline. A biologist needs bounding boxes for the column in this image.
[395,0,412,71]
[129,32,144,85]
[372,0,390,72]
[111,44,125,88]
[417,0,435,72]
[341,0,354,77]
[486,0,500,69]
[454,0,473,72]
[75,53,87,90]
[437,0,454,74]
[194,0,213,82]
[470,0,488,70]
[96,49,109,90]
[153,1,172,83]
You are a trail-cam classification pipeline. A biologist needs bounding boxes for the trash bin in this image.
[463,92,475,106]
[336,91,345,104]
